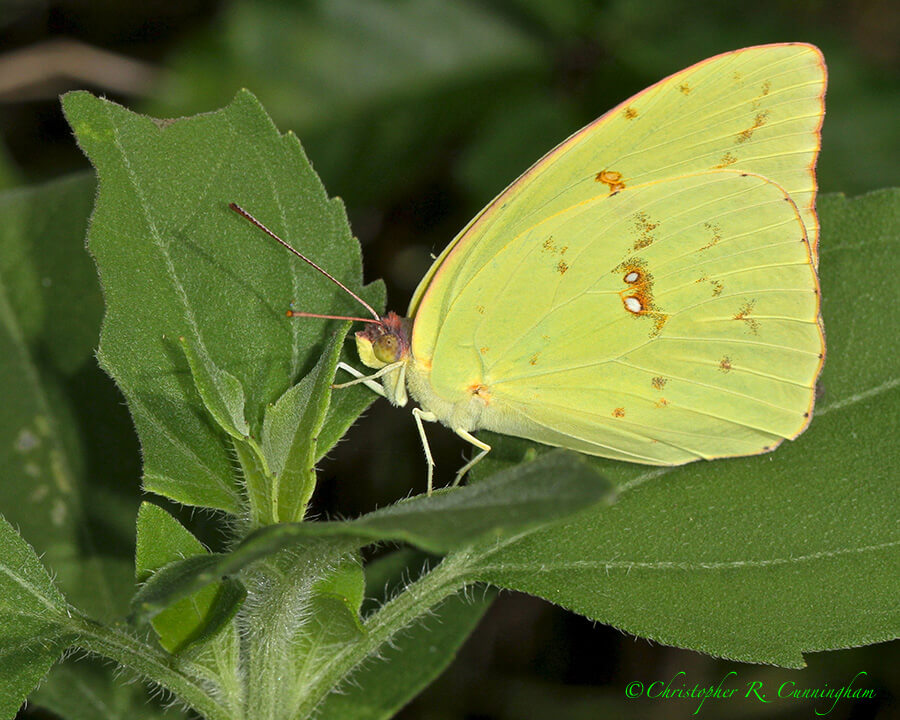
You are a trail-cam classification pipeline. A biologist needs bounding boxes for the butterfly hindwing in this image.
[425,171,823,464]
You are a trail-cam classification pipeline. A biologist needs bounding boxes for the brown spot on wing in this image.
[734,300,760,334]
[651,376,667,390]
[557,260,569,274]
[678,82,691,95]
[596,170,626,194]
[651,313,669,337]
[475,304,485,314]
[624,106,638,119]
[529,353,540,366]
[632,212,659,250]
[736,111,769,144]
[612,407,625,418]
[700,221,722,250]
[719,356,732,373]
[714,152,738,168]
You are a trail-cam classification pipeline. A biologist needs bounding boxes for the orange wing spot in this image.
[595,170,626,194]
[529,353,540,366]
[557,260,569,274]
[475,304,485,315]
[736,111,769,144]
[615,258,664,338]
[479,346,489,355]
[710,279,724,296]
[624,106,638,119]
[714,152,738,168]
[734,300,760,334]
[719,356,733,373]
[761,80,771,96]
[468,383,492,404]
[678,82,691,95]
[632,211,659,250]
[612,407,625,418]
[655,397,668,408]
[651,376,667,390]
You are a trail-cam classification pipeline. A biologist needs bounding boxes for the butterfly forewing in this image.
[410,44,825,368]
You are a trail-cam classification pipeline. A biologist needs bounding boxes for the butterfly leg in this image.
[452,430,491,487]
[333,361,397,394]
[412,407,437,495]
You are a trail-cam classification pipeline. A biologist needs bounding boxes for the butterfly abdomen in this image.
[405,357,494,433]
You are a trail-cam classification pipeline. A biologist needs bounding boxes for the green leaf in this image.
[135,502,244,653]
[0,514,70,718]
[262,327,348,522]
[180,334,250,440]
[292,557,367,678]
[0,176,141,720]
[62,89,382,515]
[0,173,101,375]
[317,552,490,720]
[130,451,614,620]
[467,190,900,667]
[0,266,81,559]
[30,658,184,720]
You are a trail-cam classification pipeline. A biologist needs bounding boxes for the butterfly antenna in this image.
[229,202,382,323]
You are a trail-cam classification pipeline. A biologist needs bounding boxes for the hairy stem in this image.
[291,551,473,718]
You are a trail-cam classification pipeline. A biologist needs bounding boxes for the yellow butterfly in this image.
[234,43,826,494]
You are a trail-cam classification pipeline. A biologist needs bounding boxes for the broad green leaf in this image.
[262,327,348,522]
[130,452,614,620]
[292,557,367,684]
[317,551,490,720]
[0,514,70,719]
[0,174,143,714]
[305,555,366,643]
[135,502,243,654]
[0,176,98,560]
[30,658,183,720]
[0,173,101,375]
[0,272,80,561]
[62,90,383,515]
[466,190,900,667]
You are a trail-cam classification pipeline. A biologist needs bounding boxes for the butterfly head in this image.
[355,311,411,369]
[354,311,411,407]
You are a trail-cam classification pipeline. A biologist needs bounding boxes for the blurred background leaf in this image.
[1,1,897,718]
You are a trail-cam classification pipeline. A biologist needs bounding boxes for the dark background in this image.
[2,1,897,718]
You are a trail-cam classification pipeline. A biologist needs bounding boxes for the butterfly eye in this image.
[373,334,401,363]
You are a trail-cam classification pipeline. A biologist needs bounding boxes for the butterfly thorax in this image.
[355,311,488,431]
